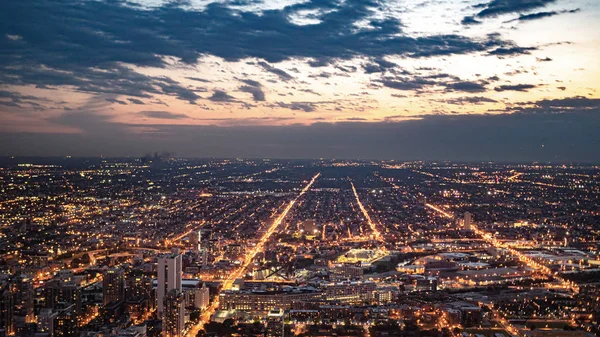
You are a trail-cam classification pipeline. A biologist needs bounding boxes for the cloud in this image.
[208,90,236,102]
[443,96,498,105]
[474,0,557,18]
[0,62,201,105]
[0,0,518,96]
[379,76,488,93]
[0,90,49,110]
[186,77,211,83]
[508,8,580,22]
[524,96,600,112]
[239,85,266,101]
[240,79,262,87]
[494,84,537,92]
[536,57,553,62]
[445,81,487,93]
[489,46,537,56]
[380,77,436,91]
[127,98,145,105]
[257,62,294,82]
[193,116,295,126]
[276,101,317,112]
[461,16,482,25]
[105,98,127,105]
[362,59,398,74]
[139,110,189,119]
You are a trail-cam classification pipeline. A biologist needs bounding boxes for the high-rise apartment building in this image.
[103,268,125,306]
[162,289,185,337]
[157,253,182,317]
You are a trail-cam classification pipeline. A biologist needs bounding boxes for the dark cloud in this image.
[444,96,498,105]
[208,90,236,102]
[257,62,294,82]
[379,76,487,93]
[0,0,518,101]
[240,79,262,87]
[526,96,600,112]
[474,0,556,18]
[239,85,266,101]
[105,98,127,105]
[489,46,537,56]
[0,90,49,109]
[380,77,436,91]
[299,88,321,96]
[536,57,553,62]
[445,81,487,93]
[362,59,398,74]
[276,102,317,112]
[127,98,145,105]
[461,16,482,25]
[0,63,200,105]
[495,84,537,92]
[186,77,211,83]
[139,111,189,119]
[335,65,358,73]
[308,58,333,67]
[509,8,580,22]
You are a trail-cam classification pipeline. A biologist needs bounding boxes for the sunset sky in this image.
[1,0,599,160]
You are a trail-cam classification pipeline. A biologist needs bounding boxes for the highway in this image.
[185,173,321,336]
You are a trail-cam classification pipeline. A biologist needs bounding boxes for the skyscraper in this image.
[44,278,82,318]
[1,285,15,335]
[53,305,78,337]
[190,230,201,252]
[162,289,185,337]
[103,268,125,306]
[464,212,473,228]
[266,308,285,337]
[157,253,182,317]
[11,274,35,324]
[194,283,210,310]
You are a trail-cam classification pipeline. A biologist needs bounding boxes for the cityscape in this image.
[1,157,599,337]
[1,0,600,336]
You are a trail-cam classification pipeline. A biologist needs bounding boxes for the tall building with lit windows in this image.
[195,283,210,310]
[162,289,185,337]
[157,253,182,317]
[266,308,285,337]
[190,230,202,252]
[103,268,125,306]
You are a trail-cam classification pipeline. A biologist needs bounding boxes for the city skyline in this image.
[1,0,599,160]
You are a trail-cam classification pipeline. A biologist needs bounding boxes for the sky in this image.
[0,0,599,161]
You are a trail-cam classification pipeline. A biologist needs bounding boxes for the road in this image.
[424,201,579,336]
[185,173,321,337]
[350,180,386,244]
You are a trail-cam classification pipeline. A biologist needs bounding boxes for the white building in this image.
[195,283,210,310]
